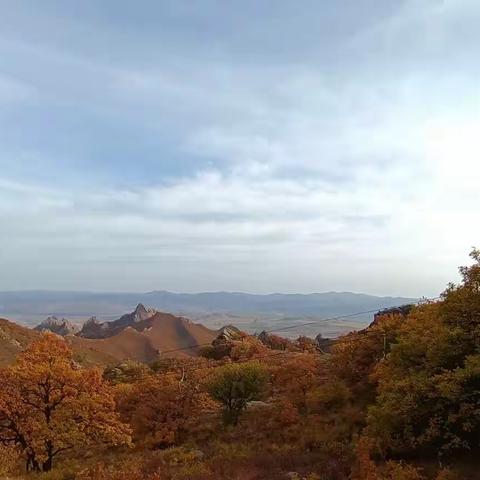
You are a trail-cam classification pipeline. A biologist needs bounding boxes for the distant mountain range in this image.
[0,292,418,367]
[0,290,417,338]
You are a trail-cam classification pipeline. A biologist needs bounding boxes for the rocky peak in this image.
[315,333,330,349]
[84,316,100,325]
[77,305,157,339]
[215,325,243,342]
[35,316,79,336]
[257,330,269,344]
[78,316,107,338]
[135,302,147,313]
[132,303,156,322]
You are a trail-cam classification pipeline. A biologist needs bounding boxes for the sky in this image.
[0,0,479,296]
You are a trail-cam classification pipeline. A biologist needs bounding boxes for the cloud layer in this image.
[0,0,479,295]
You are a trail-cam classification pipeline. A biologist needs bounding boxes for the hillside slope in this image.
[0,318,116,367]
[74,305,217,360]
[69,327,160,363]
[132,311,217,357]
[1,307,217,367]
[78,303,156,338]
[72,311,216,361]
[0,318,40,367]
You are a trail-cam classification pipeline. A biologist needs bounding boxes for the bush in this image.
[207,362,268,425]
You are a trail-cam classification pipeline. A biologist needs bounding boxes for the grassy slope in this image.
[0,318,117,367]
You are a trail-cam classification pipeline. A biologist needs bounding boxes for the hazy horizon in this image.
[0,288,419,297]
[0,289,417,337]
[1,1,479,296]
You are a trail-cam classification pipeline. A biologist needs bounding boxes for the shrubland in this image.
[2,250,480,478]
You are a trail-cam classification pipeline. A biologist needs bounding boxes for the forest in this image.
[2,250,480,480]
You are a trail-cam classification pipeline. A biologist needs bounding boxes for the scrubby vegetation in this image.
[2,250,480,479]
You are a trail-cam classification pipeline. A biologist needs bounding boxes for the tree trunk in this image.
[26,454,41,473]
[42,456,53,472]
[43,441,54,471]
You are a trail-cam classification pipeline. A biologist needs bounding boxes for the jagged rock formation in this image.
[256,329,291,351]
[78,304,156,339]
[34,316,79,336]
[1,305,217,366]
[197,324,246,360]
[315,333,331,352]
[77,316,106,338]
[74,305,216,361]
[215,325,244,343]
[114,303,157,328]
[257,330,269,344]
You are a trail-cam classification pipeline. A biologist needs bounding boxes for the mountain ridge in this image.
[75,305,217,359]
[0,290,416,321]
[0,290,417,340]
[1,304,218,366]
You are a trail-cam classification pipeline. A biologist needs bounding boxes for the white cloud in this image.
[0,0,480,294]
[0,155,472,296]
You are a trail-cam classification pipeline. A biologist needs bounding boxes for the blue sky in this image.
[0,0,479,295]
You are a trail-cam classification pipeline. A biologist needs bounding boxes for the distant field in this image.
[2,311,370,339]
[0,290,413,338]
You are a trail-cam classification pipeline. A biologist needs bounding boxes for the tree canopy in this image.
[207,362,268,425]
[0,334,131,472]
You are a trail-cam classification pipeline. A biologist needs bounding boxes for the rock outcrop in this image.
[76,306,216,361]
[34,316,79,336]
[77,316,107,338]
[78,304,157,339]
[370,304,415,327]
[215,325,244,343]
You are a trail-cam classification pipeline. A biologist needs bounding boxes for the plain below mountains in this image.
[0,290,416,338]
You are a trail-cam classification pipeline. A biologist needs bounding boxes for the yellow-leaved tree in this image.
[0,333,131,472]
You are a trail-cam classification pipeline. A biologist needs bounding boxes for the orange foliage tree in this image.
[0,334,131,472]
[230,336,269,360]
[330,313,405,398]
[116,372,207,448]
[272,353,321,413]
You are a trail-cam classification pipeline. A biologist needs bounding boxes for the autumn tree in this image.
[199,341,234,360]
[116,372,207,447]
[0,334,131,472]
[440,247,480,341]
[230,336,269,360]
[367,251,480,459]
[352,437,426,480]
[0,444,20,477]
[207,362,268,425]
[330,312,405,399]
[104,360,151,385]
[272,353,321,414]
[367,304,480,458]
